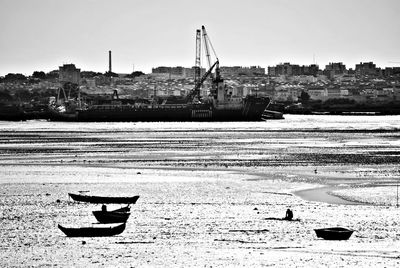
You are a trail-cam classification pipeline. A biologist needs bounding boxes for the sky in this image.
[0,0,399,76]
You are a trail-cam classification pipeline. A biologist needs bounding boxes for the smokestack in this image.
[108,50,112,73]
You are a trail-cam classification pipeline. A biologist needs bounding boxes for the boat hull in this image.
[314,227,354,240]
[93,210,131,224]
[68,193,140,204]
[58,223,126,237]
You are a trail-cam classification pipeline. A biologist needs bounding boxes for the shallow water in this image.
[0,115,400,267]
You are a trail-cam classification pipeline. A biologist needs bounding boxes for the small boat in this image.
[264,217,300,222]
[58,223,126,237]
[261,110,284,120]
[314,227,354,240]
[68,193,140,204]
[93,206,131,224]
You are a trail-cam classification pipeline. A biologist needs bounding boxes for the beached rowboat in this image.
[58,223,126,237]
[314,227,354,240]
[68,193,139,204]
[93,206,131,223]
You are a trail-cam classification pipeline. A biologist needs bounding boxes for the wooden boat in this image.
[68,193,139,204]
[264,217,300,222]
[58,223,126,237]
[261,110,284,120]
[314,227,354,240]
[93,206,131,223]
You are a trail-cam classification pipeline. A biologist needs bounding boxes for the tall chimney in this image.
[108,50,112,73]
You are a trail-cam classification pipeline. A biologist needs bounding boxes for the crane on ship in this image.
[186,25,223,102]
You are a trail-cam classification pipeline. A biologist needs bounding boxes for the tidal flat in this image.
[0,115,399,267]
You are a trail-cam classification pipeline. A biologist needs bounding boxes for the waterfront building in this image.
[327,88,341,99]
[393,86,400,100]
[59,64,80,85]
[340,89,350,97]
[171,89,182,97]
[360,88,377,101]
[242,84,260,97]
[376,88,395,102]
[85,78,96,88]
[274,85,302,102]
[307,86,328,101]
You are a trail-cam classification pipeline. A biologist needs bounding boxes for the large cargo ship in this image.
[75,94,269,122]
[49,26,271,122]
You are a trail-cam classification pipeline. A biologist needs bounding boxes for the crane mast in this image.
[194,29,201,87]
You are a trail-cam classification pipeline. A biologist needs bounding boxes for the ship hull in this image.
[78,106,192,122]
[49,96,270,122]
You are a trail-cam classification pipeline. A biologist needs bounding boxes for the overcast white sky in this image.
[0,0,399,75]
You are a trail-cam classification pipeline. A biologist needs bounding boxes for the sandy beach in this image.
[0,115,399,267]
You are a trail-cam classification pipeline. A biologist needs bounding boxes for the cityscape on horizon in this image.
[1,57,400,78]
[1,0,399,76]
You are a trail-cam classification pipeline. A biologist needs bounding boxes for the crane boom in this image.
[201,26,213,69]
[187,61,219,101]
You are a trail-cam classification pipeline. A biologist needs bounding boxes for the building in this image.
[59,64,80,85]
[220,66,265,77]
[268,63,319,76]
[327,88,341,99]
[274,85,302,102]
[300,64,320,76]
[268,63,300,76]
[307,86,328,101]
[152,66,185,76]
[384,67,400,77]
[334,74,357,83]
[355,62,379,76]
[323,62,347,78]
[151,66,205,79]
[393,86,400,100]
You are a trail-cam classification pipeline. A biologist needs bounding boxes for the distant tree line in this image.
[0,87,58,103]
[0,69,146,83]
[0,70,59,82]
[126,71,145,78]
